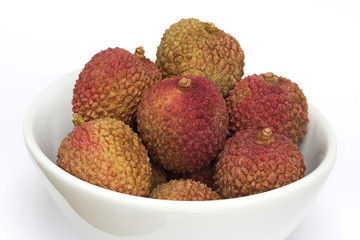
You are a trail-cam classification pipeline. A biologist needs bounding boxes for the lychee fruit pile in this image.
[56,18,308,201]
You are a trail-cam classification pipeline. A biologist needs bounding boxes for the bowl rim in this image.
[23,70,337,211]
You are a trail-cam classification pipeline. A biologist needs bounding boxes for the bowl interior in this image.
[28,71,78,162]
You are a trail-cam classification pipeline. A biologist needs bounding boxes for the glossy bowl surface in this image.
[24,70,337,240]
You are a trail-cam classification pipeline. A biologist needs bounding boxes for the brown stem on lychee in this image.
[256,128,275,144]
[178,77,192,91]
[205,22,219,34]
[263,72,279,84]
[134,46,146,61]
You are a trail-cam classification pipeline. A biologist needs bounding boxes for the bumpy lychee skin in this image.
[214,128,306,199]
[56,118,151,197]
[226,72,309,145]
[72,47,162,126]
[150,179,221,201]
[156,18,245,97]
[137,75,229,173]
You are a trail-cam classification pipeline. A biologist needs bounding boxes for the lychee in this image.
[150,179,221,201]
[137,75,229,173]
[156,18,245,96]
[226,72,309,144]
[214,128,306,198]
[72,47,162,127]
[56,118,151,197]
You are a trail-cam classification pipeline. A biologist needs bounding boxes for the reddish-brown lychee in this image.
[214,128,306,198]
[226,72,308,145]
[137,75,229,173]
[72,46,162,127]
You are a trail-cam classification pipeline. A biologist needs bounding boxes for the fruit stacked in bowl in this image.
[24,18,336,240]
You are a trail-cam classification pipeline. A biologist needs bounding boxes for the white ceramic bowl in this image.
[24,70,337,240]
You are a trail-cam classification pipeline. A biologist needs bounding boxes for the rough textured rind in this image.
[156,18,245,97]
[214,128,306,198]
[150,179,221,201]
[56,118,151,197]
[137,75,229,173]
[72,47,162,126]
[226,72,309,145]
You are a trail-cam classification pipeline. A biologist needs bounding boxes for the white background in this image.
[1,0,359,239]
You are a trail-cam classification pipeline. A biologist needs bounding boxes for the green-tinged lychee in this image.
[226,72,309,145]
[214,128,306,198]
[137,75,229,173]
[150,179,221,201]
[72,46,162,127]
[56,117,151,197]
[156,18,245,97]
